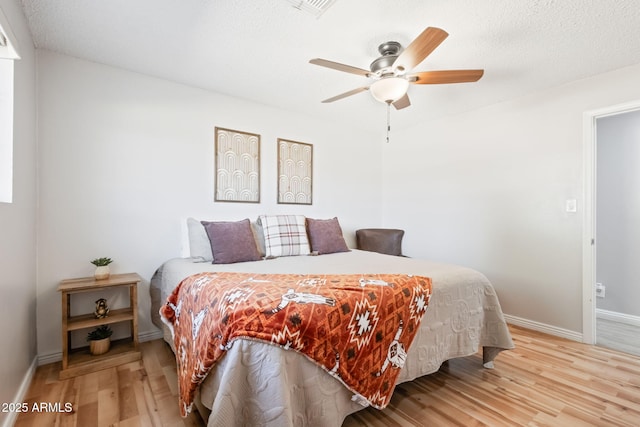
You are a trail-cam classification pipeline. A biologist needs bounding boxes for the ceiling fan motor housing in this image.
[370,41,403,74]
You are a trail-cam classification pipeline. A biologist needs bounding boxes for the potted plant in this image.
[87,325,113,355]
[91,257,113,280]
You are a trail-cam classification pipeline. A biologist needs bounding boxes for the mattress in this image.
[150,249,514,426]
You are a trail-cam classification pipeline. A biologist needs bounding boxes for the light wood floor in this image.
[15,325,640,426]
[15,339,204,427]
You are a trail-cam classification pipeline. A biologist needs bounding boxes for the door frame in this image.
[582,100,640,344]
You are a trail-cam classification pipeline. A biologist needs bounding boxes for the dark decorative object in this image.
[94,298,110,319]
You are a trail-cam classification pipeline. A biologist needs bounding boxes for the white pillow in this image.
[187,218,213,262]
[258,214,310,258]
[252,221,266,257]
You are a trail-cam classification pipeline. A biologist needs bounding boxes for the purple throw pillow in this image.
[306,217,350,255]
[201,219,262,264]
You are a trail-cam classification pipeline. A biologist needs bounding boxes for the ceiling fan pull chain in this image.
[386,101,391,143]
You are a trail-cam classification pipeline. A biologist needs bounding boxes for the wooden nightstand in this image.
[58,272,142,379]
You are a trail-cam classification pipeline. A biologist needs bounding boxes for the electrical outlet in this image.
[596,283,606,298]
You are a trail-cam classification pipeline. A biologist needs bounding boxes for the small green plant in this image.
[87,325,113,341]
[91,257,113,267]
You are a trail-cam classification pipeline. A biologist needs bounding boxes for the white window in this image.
[0,7,20,203]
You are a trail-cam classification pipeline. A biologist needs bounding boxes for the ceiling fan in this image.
[310,26,484,110]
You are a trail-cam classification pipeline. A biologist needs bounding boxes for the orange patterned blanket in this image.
[160,272,432,416]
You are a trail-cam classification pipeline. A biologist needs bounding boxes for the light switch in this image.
[565,199,577,213]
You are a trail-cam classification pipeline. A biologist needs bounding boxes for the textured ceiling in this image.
[18,0,640,131]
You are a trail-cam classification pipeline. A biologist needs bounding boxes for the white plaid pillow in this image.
[258,215,311,257]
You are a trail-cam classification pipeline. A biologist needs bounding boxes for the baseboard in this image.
[38,350,61,366]
[504,314,583,342]
[2,356,37,427]
[596,308,640,327]
[37,329,164,366]
[139,329,163,343]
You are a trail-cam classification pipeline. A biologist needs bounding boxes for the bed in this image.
[150,240,514,426]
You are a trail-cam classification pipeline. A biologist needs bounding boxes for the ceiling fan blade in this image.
[392,93,411,110]
[408,69,484,84]
[310,58,371,77]
[321,87,369,103]
[393,27,448,72]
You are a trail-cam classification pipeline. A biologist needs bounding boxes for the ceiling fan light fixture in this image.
[370,77,409,103]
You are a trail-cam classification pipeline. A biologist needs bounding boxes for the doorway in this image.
[583,101,640,354]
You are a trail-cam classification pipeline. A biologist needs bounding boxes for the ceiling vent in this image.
[286,0,337,17]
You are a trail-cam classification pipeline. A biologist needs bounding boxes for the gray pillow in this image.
[306,217,350,255]
[201,219,262,264]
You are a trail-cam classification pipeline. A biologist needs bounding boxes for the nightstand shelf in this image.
[66,308,135,331]
[58,273,142,379]
[63,338,140,379]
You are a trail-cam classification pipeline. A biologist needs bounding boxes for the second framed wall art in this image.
[277,138,313,205]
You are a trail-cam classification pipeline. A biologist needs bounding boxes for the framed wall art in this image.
[277,138,313,205]
[214,127,260,203]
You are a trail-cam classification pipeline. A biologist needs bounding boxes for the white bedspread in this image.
[150,250,514,426]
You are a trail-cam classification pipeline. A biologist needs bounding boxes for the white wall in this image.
[36,50,382,358]
[382,63,640,334]
[0,0,37,424]
[596,109,640,316]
